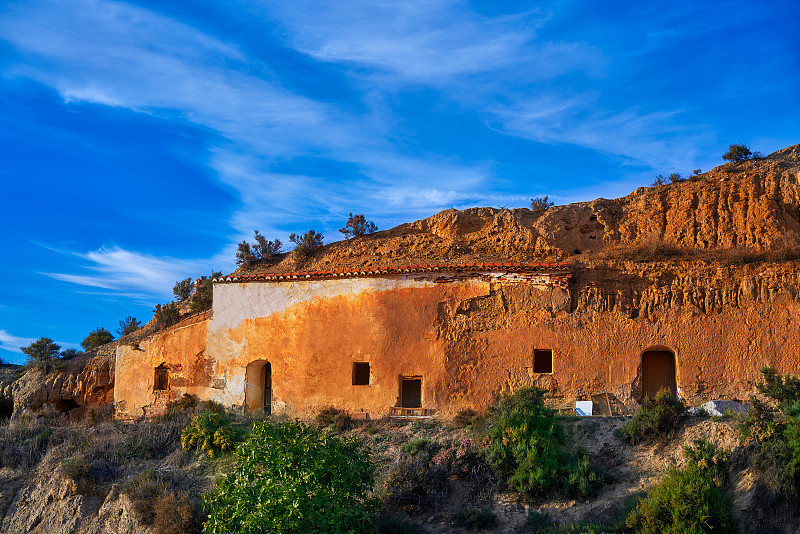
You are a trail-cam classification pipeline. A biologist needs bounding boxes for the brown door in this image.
[245,360,271,414]
[401,378,422,408]
[641,350,676,398]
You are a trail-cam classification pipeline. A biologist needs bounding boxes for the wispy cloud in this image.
[0,329,79,354]
[42,246,211,300]
[0,329,36,353]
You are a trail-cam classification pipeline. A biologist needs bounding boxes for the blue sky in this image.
[1,0,798,364]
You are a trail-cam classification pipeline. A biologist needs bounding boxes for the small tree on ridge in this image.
[339,214,377,239]
[21,337,61,371]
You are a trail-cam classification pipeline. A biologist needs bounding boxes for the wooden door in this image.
[641,350,676,398]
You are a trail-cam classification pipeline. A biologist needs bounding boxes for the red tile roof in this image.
[214,262,571,283]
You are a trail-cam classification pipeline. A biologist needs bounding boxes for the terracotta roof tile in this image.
[215,262,571,284]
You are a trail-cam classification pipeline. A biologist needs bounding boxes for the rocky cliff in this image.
[238,143,800,273]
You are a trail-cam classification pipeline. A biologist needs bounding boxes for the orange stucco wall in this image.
[115,271,800,419]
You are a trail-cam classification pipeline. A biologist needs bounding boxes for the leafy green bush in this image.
[618,388,685,444]
[203,419,377,534]
[482,387,608,499]
[180,411,237,458]
[80,327,114,351]
[624,440,734,533]
[451,506,496,529]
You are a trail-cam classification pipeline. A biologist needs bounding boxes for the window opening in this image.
[154,364,169,391]
[401,377,422,408]
[533,350,553,374]
[353,362,370,385]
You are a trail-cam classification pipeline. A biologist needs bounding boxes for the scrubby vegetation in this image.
[624,439,735,533]
[189,271,222,313]
[290,229,324,262]
[117,315,142,337]
[316,406,353,431]
[722,143,757,162]
[153,302,181,328]
[451,506,496,529]
[173,277,194,301]
[739,367,800,496]
[236,230,283,266]
[203,419,377,534]
[482,387,608,499]
[80,327,114,350]
[20,337,61,371]
[530,196,555,214]
[180,410,238,458]
[618,388,685,444]
[340,213,378,239]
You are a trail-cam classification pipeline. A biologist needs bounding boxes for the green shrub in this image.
[173,278,194,301]
[117,315,141,337]
[624,440,735,533]
[236,230,283,266]
[340,213,378,239]
[451,506,496,529]
[189,271,221,313]
[289,230,324,262]
[21,337,60,371]
[80,327,114,351]
[722,143,754,162]
[739,367,800,494]
[618,388,685,445]
[153,302,180,329]
[482,387,608,499]
[402,438,440,457]
[203,419,377,534]
[180,411,237,458]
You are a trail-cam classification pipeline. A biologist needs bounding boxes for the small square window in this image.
[533,350,553,374]
[353,362,370,385]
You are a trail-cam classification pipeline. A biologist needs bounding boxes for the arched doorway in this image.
[245,360,272,414]
[641,348,676,398]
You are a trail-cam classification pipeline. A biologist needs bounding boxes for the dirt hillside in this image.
[238,144,800,274]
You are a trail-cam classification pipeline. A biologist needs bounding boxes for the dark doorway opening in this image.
[401,378,422,408]
[353,362,370,385]
[154,364,169,391]
[641,349,676,399]
[245,360,272,414]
